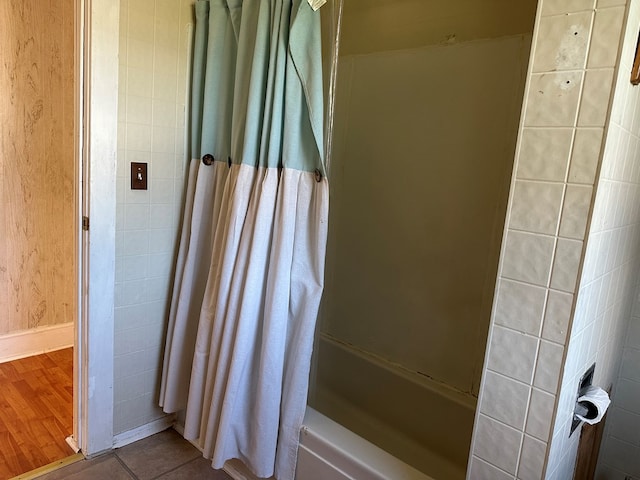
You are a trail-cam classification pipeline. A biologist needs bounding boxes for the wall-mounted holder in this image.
[570,363,596,436]
[631,28,640,85]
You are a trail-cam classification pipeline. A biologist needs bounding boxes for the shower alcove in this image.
[309,1,538,478]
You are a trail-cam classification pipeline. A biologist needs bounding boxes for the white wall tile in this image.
[517,435,546,480]
[120,279,149,306]
[516,128,573,182]
[488,326,539,383]
[148,228,175,254]
[628,316,640,347]
[534,340,565,393]
[147,253,173,278]
[480,371,531,430]
[510,181,564,235]
[525,388,556,441]
[501,231,556,286]
[599,437,639,475]
[578,68,615,127]
[532,12,593,72]
[542,290,573,344]
[149,204,174,229]
[474,415,523,475]
[127,66,154,98]
[127,39,154,70]
[620,348,640,383]
[541,0,596,15]
[122,254,149,281]
[615,378,640,411]
[126,95,153,125]
[550,238,583,292]
[468,457,514,480]
[152,99,178,128]
[123,230,150,256]
[124,204,150,230]
[494,279,546,335]
[587,7,627,68]
[128,4,155,43]
[598,0,626,5]
[126,123,152,151]
[153,73,179,101]
[524,72,584,127]
[559,184,593,239]
[152,125,177,154]
[607,406,640,445]
[150,178,175,204]
[150,152,175,179]
[568,128,604,184]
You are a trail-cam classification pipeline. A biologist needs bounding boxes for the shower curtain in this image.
[159,1,328,479]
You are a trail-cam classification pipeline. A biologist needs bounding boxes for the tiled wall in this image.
[545,1,640,478]
[593,1,640,478]
[114,0,193,435]
[468,0,631,478]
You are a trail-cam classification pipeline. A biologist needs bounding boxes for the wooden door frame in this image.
[73,0,119,457]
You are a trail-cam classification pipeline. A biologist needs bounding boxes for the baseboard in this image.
[0,322,74,363]
[112,415,176,449]
[65,435,80,453]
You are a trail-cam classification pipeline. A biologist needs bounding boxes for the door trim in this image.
[75,0,119,456]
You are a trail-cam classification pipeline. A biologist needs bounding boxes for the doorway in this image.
[0,0,78,476]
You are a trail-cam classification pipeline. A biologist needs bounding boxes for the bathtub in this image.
[217,334,476,480]
[305,334,476,480]
[222,407,433,480]
[296,407,432,479]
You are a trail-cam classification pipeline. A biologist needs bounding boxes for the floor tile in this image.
[37,454,134,480]
[156,457,232,479]
[114,429,201,480]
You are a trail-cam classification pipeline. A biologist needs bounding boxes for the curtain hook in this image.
[202,154,214,166]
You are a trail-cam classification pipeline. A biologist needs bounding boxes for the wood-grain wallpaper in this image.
[0,0,76,335]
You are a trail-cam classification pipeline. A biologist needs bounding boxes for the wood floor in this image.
[0,348,73,479]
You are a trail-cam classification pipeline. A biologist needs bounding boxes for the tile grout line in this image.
[146,457,204,480]
[113,452,140,480]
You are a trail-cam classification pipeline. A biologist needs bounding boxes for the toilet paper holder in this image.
[570,362,596,435]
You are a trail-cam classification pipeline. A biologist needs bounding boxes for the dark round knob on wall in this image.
[202,154,214,166]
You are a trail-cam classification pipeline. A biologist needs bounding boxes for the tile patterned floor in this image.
[36,429,232,480]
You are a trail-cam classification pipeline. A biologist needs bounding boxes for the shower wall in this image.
[0,0,76,343]
[338,0,536,56]
[114,0,192,435]
[320,0,534,401]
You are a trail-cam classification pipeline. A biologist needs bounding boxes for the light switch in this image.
[131,162,147,190]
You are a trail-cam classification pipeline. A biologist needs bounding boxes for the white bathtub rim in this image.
[300,407,434,480]
[175,406,436,480]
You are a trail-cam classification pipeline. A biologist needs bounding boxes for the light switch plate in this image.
[131,162,147,190]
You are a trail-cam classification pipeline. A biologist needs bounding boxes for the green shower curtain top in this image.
[191,0,325,176]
